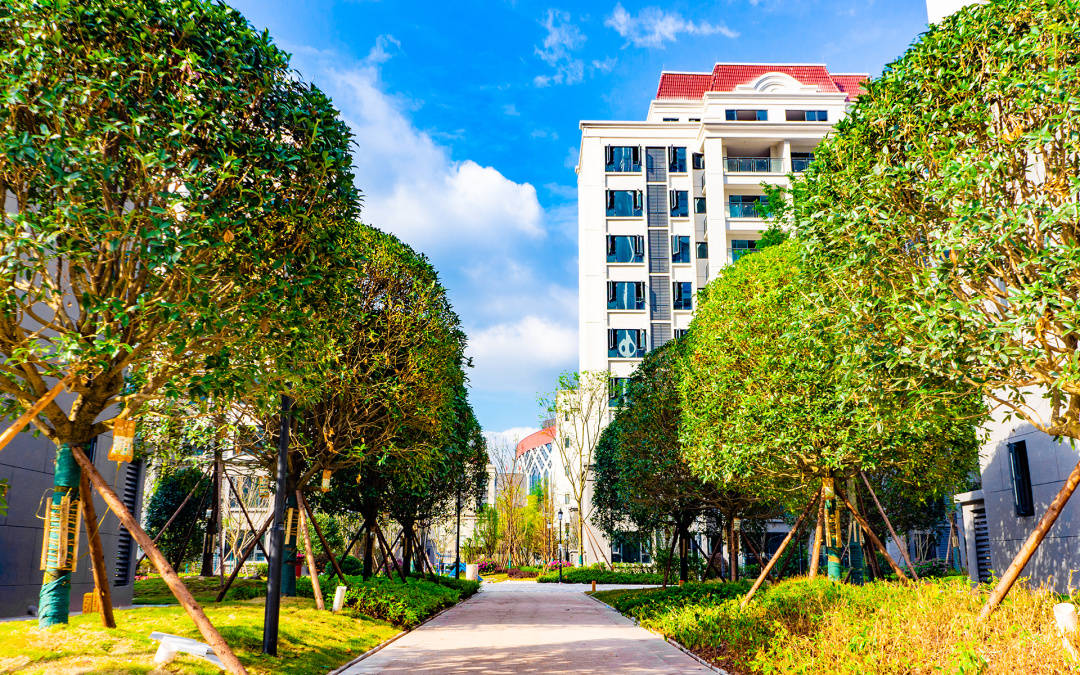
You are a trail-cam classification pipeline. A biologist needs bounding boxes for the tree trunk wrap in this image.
[79,470,116,628]
[39,444,81,627]
[281,493,298,597]
[69,445,248,675]
[980,457,1080,620]
[846,478,865,585]
[824,480,842,581]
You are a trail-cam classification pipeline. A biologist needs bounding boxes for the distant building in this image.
[0,430,144,618]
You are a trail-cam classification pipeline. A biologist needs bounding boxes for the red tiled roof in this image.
[516,426,555,458]
[655,64,869,102]
[655,72,712,100]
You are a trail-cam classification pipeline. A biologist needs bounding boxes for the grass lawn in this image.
[0,596,398,674]
[133,575,265,605]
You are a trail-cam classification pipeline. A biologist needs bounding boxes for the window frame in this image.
[1008,440,1035,517]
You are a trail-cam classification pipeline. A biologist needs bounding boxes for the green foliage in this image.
[295,574,477,628]
[143,465,211,568]
[537,568,664,584]
[328,555,364,577]
[598,577,1072,673]
[785,0,1080,439]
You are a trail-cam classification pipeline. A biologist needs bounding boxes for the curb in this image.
[328,591,479,675]
[584,592,731,675]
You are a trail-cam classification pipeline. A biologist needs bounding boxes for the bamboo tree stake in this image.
[837,490,908,581]
[216,514,273,603]
[809,498,824,579]
[69,445,247,675]
[980,459,1080,620]
[860,471,919,581]
[741,489,821,608]
[0,372,76,454]
[79,471,116,628]
[297,501,324,610]
[298,492,347,585]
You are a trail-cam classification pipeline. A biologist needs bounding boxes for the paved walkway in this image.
[339,581,714,674]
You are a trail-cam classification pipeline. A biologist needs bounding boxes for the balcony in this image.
[726,201,768,219]
[725,157,783,173]
[792,158,814,172]
[731,247,758,263]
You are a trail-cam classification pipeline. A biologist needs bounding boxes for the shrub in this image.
[506,568,538,579]
[254,563,268,578]
[295,573,477,628]
[599,581,750,620]
[477,560,498,574]
[326,555,363,576]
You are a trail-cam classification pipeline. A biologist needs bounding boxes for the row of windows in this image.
[724,109,829,122]
[607,190,768,219]
[607,281,695,314]
[607,235,708,264]
[605,146,705,173]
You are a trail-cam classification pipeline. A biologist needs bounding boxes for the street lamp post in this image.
[557,509,564,584]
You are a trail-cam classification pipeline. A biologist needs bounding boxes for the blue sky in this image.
[229,0,931,437]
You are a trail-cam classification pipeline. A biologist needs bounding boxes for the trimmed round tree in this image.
[786,0,1080,614]
[0,0,357,653]
[679,242,979,590]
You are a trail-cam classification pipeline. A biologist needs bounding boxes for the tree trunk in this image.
[824,478,842,581]
[201,447,221,577]
[980,457,1080,620]
[79,469,115,628]
[362,519,374,580]
[662,527,677,588]
[809,497,824,579]
[728,512,738,582]
[678,521,689,584]
[38,444,82,627]
[70,445,248,675]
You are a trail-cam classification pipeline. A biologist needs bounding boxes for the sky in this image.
[228,0,932,439]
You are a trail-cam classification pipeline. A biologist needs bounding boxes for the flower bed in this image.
[537,567,663,584]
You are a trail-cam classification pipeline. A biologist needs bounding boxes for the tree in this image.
[594,340,770,582]
[0,0,357,645]
[679,242,980,587]
[784,0,1080,614]
[144,464,211,570]
[544,370,610,565]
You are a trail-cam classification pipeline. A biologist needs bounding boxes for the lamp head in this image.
[557,509,563,521]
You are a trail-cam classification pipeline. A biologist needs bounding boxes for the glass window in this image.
[1008,441,1034,517]
[606,235,644,263]
[673,282,693,310]
[671,236,690,264]
[727,195,768,218]
[692,152,705,170]
[725,109,768,121]
[668,147,687,173]
[609,377,631,407]
[607,281,645,310]
[731,239,758,262]
[608,328,646,358]
[674,329,689,340]
[785,110,828,122]
[605,146,641,172]
[696,242,709,259]
[606,190,643,217]
[669,190,689,217]
[792,152,815,172]
[694,197,706,214]
[662,117,679,122]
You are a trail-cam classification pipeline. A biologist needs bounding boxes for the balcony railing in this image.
[792,158,814,172]
[725,157,783,173]
[726,202,768,218]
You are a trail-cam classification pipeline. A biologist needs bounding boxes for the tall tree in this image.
[785,0,1080,614]
[0,0,357,645]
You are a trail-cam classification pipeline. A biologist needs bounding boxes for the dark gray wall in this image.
[0,428,144,618]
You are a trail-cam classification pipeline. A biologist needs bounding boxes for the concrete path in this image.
[339,581,714,674]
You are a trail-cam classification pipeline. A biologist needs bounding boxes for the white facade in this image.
[574,64,866,565]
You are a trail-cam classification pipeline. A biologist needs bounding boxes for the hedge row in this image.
[536,568,664,584]
[296,573,479,628]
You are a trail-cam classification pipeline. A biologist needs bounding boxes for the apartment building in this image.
[571,63,867,564]
[577,63,866,391]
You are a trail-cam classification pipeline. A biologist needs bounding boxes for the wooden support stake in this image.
[741,532,776,582]
[837,490,908,581]
[0,373,75,454]
[79,471,115,628]
[980,458,1080,620]
[297,499,324,610]
[688,532,719,580]
[860,471,919,581]
[69,445,247,675]
[741,490,820,608]
[374,526,404,581]
[216,514,273,603]
[298,492,347,585]
[809,497,824,579]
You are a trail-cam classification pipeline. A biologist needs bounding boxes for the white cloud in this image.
[466,315,578,394]
[316,42,544,253]
[606,3,739,48]
[503,103,521,116]
[534,9,587,86]
[531,128,559,140]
